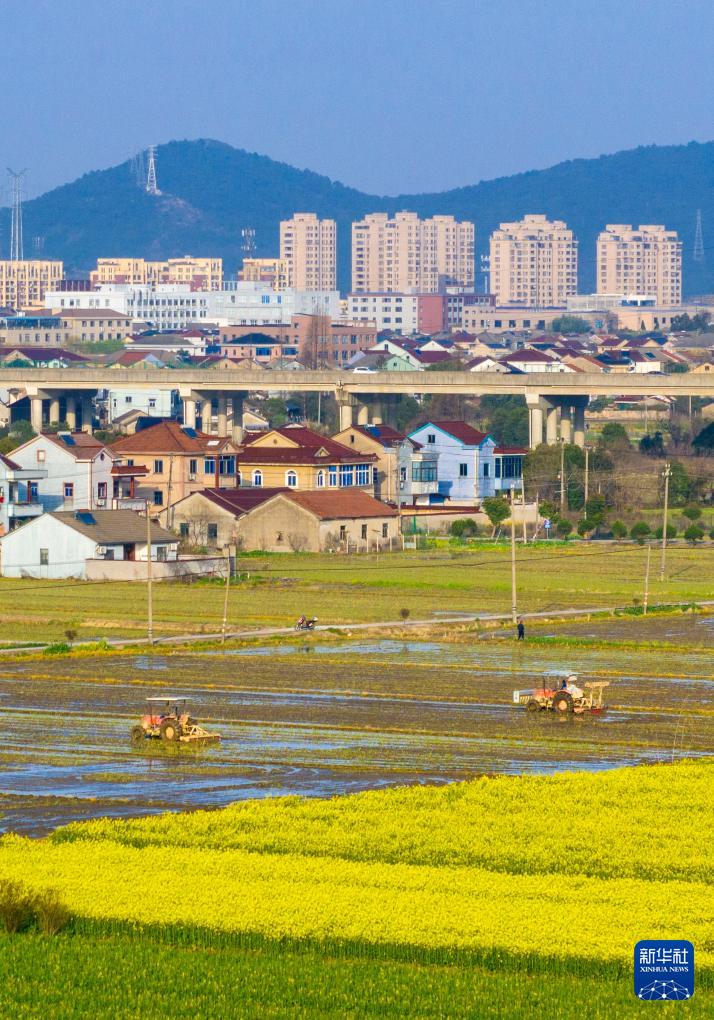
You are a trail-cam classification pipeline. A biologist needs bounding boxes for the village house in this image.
[408,421,525,502]
[332,423,438,504]
[0,509,178,579]
[0,453,46,535]
[111,421,240,515]
[236,426,377,492]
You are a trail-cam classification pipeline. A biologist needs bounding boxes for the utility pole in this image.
[221,553,231,644]
[521,488,527,544]
[559,439,566,515]
[643,543,651,616]
[660,462,671,582]
[584,446,590,507]
[510,496,518,624]
[146,501,154,645]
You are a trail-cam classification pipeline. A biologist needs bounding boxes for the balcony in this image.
[112,497,147,511]
[6,500,43,519]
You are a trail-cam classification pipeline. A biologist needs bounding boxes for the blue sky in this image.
[6,0,714,198]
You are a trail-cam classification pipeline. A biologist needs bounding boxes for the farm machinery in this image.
[131,697,220,745]
[513,675,610,715]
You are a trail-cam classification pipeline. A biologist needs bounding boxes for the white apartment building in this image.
[280,213,337,291]
[489,215,578,306]
[45,282,341,331]
[347,293,420,333]
[596,225,682,307]
[352,212,474,293]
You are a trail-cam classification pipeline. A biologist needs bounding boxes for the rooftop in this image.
[112,420,235,455]
[415,420,491,446]
[285,489,399,520]
[49,509,176,544]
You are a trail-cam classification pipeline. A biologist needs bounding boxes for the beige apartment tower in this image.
[0,260,64,310]
[279,214,337,291]
[239,257,290,290]
[597,225,682,307]
[90,257,223,290]
[351,212,475,293]
[489,214,578,306]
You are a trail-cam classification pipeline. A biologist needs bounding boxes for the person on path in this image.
[517,617,525,641]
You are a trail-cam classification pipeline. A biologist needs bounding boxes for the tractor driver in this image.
[562,674,584,699]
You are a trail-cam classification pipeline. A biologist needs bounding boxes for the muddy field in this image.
[0,630,711,835]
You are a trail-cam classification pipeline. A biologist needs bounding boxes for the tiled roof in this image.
[50,509,176,544]
[418,421,491,445]
[286,490,399,520]
[41,432,111,459]
[198,487,288,514]
[243,427,375,463]
[415,351,455,364]
[352,424,419,449]
[494,446,527,455]
[0,347,87,362]
[58,308,129,319]
[112,421,235,455]
[500,349,558,363]
[0,453,21,470]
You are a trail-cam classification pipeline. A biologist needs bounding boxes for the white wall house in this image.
[0,509,178,579]
[10,432,118,512]
[106,388,177,423]
[408,420,499,502]
[0,453,46,535]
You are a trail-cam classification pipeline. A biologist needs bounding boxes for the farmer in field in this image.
[561,674,584,698]
[516,617,525,641]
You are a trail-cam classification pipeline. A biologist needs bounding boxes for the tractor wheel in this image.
[160,718,181,742]
[526,700,540,713]
[130,725,145,744]
[552,691,574,714]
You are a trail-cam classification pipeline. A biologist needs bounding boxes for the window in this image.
[339,525,347,540]
[412,462,437,483]
[207,523,218,541]
[382,523,389,539]
[219,456,236,476]
[286,471,297,488]
[483,463,490,478]
[148,398,156,410]
[355,464,370,486]
[157,546,168,562]
[253,470,262,487]
[427,433,436,444]
[97,482,107,499]
[204,458,215,475]
[153,459,163,474]
[40,548,49,565]
[153,490,163,506]
[459,463,469,478]
[63,482,74,499]
[361,524,368,540]
[328,466,338,487]
[189,459,197,476]
[179,522,189,537]
[316,470,325,488]
[339,465,354,487]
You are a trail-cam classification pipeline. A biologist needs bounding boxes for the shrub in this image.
[556,518,573,538]
[654,524,677,540]
[710,528,714,542]
[0,880,34,933]
[33,888,72,935]
[682,505,702,522]
[611,520,628,541]
[630,522,651,545]
[576,517,596,537]
[683,524,705,545]
[42,642,71,656]
[449,518,478,538]
[482,497,510,535]
[399,608,410,620]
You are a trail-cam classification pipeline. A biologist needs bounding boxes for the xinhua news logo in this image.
[634,940,694,1001]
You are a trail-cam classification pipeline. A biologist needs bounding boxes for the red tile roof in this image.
[494,446,527,455]
[0,453,21,470]
[112,421,236,455]
[351,424,420,449]
[41,432,111,459]
[500,349,558,363]
[286,490,399,520]
[198,487,289,514]
[242,426,376,464]
[422,421,491,445]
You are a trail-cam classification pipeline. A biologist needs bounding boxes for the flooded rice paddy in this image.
[0,629,712,835]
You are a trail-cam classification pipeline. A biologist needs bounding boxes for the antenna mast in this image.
[7,168,27,261]
[241,227,256,256]
[146,146,160,195]
[693,209,704,264]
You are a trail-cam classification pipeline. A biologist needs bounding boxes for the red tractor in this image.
[513,676,610,715]
[131,697,220,745]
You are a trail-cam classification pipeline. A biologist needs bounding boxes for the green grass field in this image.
[0,543,712,644]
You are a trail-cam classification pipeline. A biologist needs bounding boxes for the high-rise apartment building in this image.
[489,215,578,306]
[90,257,223,290]
[596,224,682,307]
[279,214,337,291]
[351,212,474,293]
[239,258,289,290]
[0,260,64,310]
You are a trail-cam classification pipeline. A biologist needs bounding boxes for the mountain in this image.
[2,137,714,296]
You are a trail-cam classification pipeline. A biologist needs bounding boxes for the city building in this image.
[489,215,578,307]
[236,426,377,491]
[332,424,439,504]
[90,257,223,290]
[0,315,72,347]
[111,421,240,515]
[239,258,289,290]
[596,225,682,307]
[280,214,337,291]
[346,292,452,333]
[0,261,64,310]
[52,308,133,342]
[351,212,474,293]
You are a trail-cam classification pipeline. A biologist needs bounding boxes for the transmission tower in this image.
[7,168,27,261]
[693,209,704,263]
[145,146,160,195]
[32,235,45,256]
[241,227,256,256]
[130,149,146,188]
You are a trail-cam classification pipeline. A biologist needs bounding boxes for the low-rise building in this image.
[408,421,525,501]
[0,509,178,578]
[0,315,72,347]
[10,432,125,512]
[52,308,133,342]
[332,423,438,504]
[237,426,377,491]
[0,453,46,535]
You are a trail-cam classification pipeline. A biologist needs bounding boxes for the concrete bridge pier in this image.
[216,394,228,437]
[572,399,588,447]
[81,395,93,433]
[49,396,61,425]
[356,403,370,426]
[230,393,245,444]
[371,400,384,425]
[66,396,77,430]
[336,389,360,430]
[30,395,44,433]
[559,404,573,445]
[545,402,559,445]
[181,395,197,430]
[525,393,544,449]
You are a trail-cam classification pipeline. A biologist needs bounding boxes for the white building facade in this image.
[10,433,118,512]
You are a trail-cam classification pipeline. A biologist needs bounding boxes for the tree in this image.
[584,495,608,528]
[684,524,705,544]
[639,431,666,457]
[576,517,596,538]
[682,505,702,522]
[692,422,714,454]
[538,500,559,522]
[482,496,510,536]
[556,518,573,538]
[667,461,692,507]
[611,520,628,541]
[478,395,529,447]
[630,521,651,545]
[450,518,479,539]
[263,398,288,427]
[394,396,422,433]
[654,524,677,540]
[598,422,631,452]
[551,315,590,334]
[670,312,711,332]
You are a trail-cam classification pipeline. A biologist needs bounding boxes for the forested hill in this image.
[3,137,713,295]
